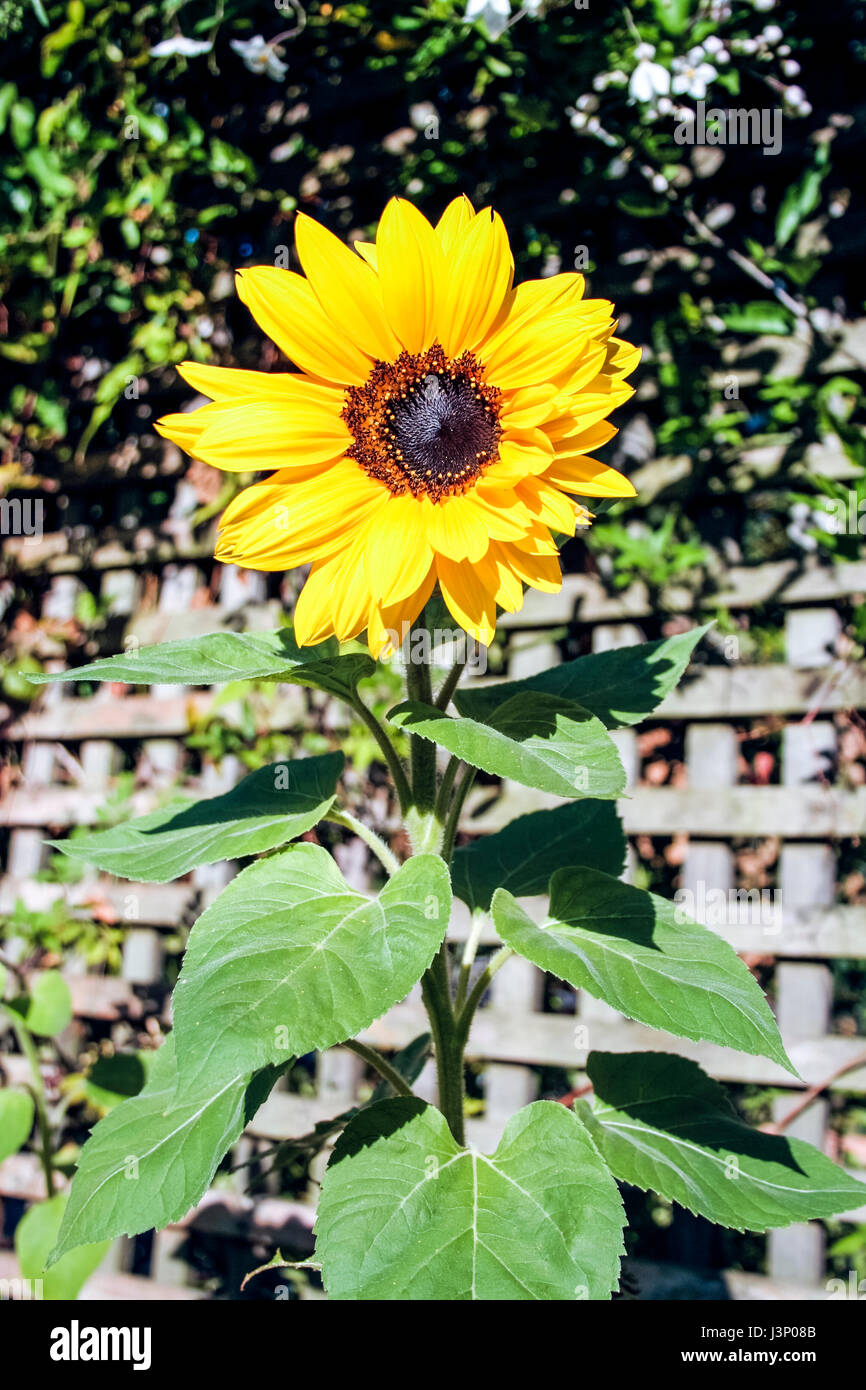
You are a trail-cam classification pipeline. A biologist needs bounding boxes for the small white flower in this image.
[231,36,288,80]
[634,42,656,61]
[151,35,212,58]
[464,0,511,40]
[629,54,671,104]
[703,36,725,55]
[671,56,717,99]
[650,172,669,193]
[784,83,809,113]
[782,58,801,77]
[762,23,783,43]
[753,0,776,11]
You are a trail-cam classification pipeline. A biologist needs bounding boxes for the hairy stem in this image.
[455,909,488,1014]
[434,655,467,710]
[3,1006,55,1198]
[455,946,514,1048]
[405,614,437,813]
[420,953,465,1146]
[324,809,400,877]
[441,764,477,863]
[343,1040,415,1097]
[349,694,412,813]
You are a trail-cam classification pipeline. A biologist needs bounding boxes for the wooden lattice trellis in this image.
[2,542,866,1299]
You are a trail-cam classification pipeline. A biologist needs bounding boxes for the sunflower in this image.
[156,196,639,656]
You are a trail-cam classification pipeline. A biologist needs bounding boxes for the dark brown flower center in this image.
[342,343,501,502]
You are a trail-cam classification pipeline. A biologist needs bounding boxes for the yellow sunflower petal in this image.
[293,552,344,647]
[332,524,380,642]
[375,197,444,352]
[235,267,372,385]
[481,314,593,390]
[498,538,563,593]
[192,400,352,472]
[155,402,240,452]
[515,476,580,534]
[217,461,386,568]
[353,240,378,270]
[500,383,559,431]
[486,544,524,613]
[425,493,490,562]
[541,455,636,498]
[439,208,513,357]
[547,419,617,455]
[435,195,475,253]
[294,212,401,361]
[484,275,612,346]
[551,342,611,395]
[367,567,437,659]
[436,553,497,647]
[363,493,434,605]
[176,362,344,406]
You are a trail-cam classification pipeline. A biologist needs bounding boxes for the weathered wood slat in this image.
[4,778,865,837]
[463,784,866,838]
[7,660,863,747]
[360,1003,866,1097]
[3,878,865,958]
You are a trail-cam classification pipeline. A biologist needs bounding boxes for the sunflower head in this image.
[156,196,639,657]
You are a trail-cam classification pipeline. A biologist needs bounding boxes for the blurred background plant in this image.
[0,0,863,584]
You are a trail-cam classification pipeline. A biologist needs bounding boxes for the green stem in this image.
[348,694,412,813]
[403,604,466,1143]
[433,754,461,822]
[3,1005,55,1198]
[324,809,400,877]
[420,955,465,1145]
[441,764,477,863]
[455,947,514,1048]
[455,909,488,1014]
[434,655,467,710]
[405,613,437,813]
[343,1040,414,1097]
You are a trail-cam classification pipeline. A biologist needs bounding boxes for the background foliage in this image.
[1,0,865,1296]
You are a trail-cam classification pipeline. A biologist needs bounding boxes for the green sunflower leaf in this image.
[492,867,796,1075]
[315,1099,625,1301]
[388,693,625,800]
[451,800,627,913]
[0,1088,35,1162]
[25,629,374,700]
[24,971,73,1037]
[49,1035,272,1265]
[18,1193,110,1300]
[579,1052,866,1231]
[173,846,451,1087]
[48,753,344,883]
[454,624,712,730]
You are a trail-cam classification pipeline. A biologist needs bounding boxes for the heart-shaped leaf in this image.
[173,846,451,1086]
[316,1099,625,1300]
